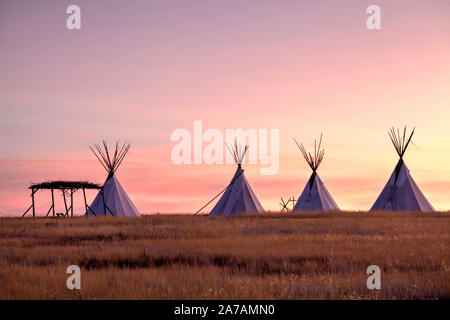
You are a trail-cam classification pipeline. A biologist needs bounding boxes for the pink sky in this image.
[1,0,450,215]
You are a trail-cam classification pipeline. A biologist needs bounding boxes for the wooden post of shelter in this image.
[70,188,74,217]
[51,188,55,217]
[62,189,68,217]
[82,188,88,218]
[22,188,36,218]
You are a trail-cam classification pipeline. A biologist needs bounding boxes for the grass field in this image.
[0,212,449,300]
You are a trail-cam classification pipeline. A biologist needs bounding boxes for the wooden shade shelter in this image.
[22,180,114,218]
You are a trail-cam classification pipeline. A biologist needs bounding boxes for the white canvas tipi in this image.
[371,127,434,212]
[209,142,264,216]
[293,134,339,211]
[86,141,140,217]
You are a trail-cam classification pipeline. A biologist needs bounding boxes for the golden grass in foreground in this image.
[0,212,449,299]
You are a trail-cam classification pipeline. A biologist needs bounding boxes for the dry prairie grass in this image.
[0,212,449,299]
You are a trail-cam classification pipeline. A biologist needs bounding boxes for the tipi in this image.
[293,134,339,211]
[371,127,434,212]
[209,141,264,216]
[86,141,140,217]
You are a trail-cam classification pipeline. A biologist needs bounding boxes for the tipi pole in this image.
[104,203,115,216]
[31,188,35,218]
[86,203,97,216]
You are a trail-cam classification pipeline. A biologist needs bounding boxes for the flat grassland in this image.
[0,212,449,299]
